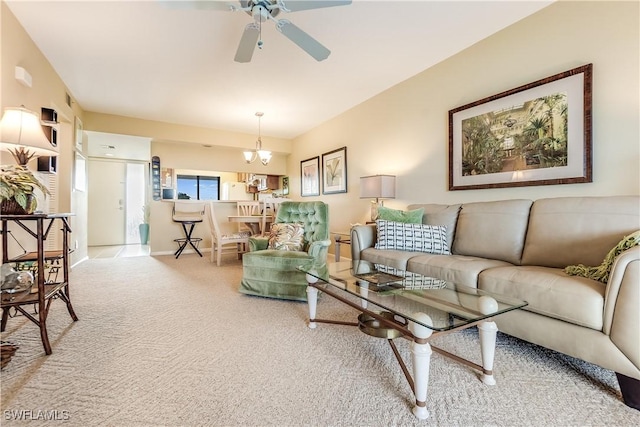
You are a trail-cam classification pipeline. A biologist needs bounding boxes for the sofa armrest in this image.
[350,224,376,260]
[249,236,269,252]
[603,246,640,369]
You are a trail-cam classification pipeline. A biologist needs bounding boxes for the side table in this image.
[1,213,78,355]
[333,232,351,262]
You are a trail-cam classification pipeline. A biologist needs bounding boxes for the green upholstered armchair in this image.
[239,201,330,301]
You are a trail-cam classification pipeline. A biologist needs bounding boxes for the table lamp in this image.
[360,175,396,221]
[0,106,58,165]
[0,107,57,214]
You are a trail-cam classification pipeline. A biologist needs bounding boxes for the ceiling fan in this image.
[169,1,352,62]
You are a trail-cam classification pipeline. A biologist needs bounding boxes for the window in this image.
[176,174,220,200]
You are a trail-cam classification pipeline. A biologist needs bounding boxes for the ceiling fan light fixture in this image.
[223,0,352,62]
[252,4,269,22]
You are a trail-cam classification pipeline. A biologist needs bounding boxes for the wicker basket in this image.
[1,196,33,215]
[1,341,19,370]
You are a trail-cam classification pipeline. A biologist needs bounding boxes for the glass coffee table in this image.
[299,260,528,420]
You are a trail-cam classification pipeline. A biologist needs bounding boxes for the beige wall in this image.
[289,1,640,237]
[151,140,287,175]
[1,2,87,264]
[85,111,293,167]
[3,1,639,260]
[149,141,288,253]
[85,113,292,253]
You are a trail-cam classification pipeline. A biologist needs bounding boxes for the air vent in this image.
[100,145,116,149]
[43,173,59,250]
[65,92,72,107]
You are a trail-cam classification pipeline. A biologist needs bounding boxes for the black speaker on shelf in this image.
[37,156,57,174]
[40,107,58,148]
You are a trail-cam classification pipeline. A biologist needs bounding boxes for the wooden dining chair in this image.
[236,201,261,234]
[260,198,286,236]
[206,202,250,266]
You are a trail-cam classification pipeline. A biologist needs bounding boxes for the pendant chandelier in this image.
[243,112,271,166]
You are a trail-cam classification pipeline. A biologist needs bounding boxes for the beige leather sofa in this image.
[350,196,639,408]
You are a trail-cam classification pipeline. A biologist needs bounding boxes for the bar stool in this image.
[172,201,205,259]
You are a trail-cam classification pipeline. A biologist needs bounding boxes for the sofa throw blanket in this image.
[565,230,640,283]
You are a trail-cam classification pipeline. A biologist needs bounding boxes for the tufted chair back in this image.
[274,201,329,250]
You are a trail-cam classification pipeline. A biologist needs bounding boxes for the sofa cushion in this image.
[452,199,532,265]
[479,265,605,330]
[361,247,420,270]
[377,206,424,224]
[407,254,512,288]
[522,196,640,268]
[375,220,450,254]
[408,203,461,252]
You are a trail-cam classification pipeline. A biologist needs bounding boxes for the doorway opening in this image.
[87,159,150,256]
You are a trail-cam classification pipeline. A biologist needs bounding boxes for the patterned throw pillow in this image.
[267,223,305,251]
[376,264,447,289]
[375,220,450,255]
[377,206,424,224]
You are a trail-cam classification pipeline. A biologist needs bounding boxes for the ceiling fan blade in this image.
[278,1,352,12]
[159,1,238,11]
[234,23,260,63]
[276,20,330,61]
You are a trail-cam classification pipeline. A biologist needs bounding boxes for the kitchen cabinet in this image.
[267,175,279,190]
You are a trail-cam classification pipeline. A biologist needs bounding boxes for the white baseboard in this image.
[151,248,212,257]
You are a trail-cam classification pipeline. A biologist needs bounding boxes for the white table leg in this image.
[478,320,498,385]
[305,274,319,329]
[409,313,433,420]
[358,280,369,309]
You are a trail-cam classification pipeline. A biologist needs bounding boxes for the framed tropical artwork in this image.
[449,64,592,190]
[322,146,347,194]
[300,156,320,197]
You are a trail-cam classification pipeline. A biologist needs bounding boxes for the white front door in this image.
[88,159,126,246]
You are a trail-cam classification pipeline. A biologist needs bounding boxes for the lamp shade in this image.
[0,107,57,165]
[360,175,396,199]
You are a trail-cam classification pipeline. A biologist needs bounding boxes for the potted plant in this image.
[0,165,50,214]
[139,204,150,245]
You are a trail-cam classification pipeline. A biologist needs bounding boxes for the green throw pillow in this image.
[377,206,424,224]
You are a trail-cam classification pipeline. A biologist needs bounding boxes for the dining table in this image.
[227,214,273,236]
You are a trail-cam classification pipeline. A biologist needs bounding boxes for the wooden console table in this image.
[1,213,78,355]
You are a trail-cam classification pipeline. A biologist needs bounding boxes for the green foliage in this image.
[461,116,505,175]
[142,204,150,223]
[0,165,50,210]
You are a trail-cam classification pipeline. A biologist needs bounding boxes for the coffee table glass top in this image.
[299,260,527,331]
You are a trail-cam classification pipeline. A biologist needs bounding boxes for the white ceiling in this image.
[6,0,553,140]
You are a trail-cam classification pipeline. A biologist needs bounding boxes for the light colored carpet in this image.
[1,255,639,426]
